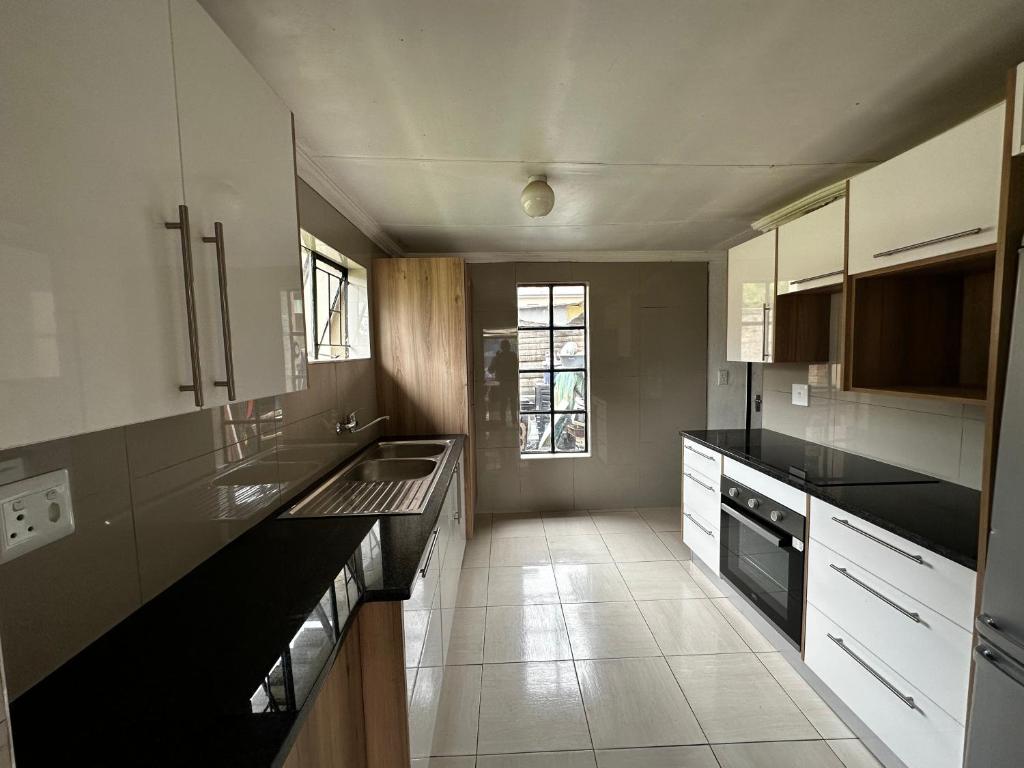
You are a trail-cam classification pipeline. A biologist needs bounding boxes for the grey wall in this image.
[706,260,750,429]
[0,180,384,698]
[761,294,984,488]
[471,261,708,513]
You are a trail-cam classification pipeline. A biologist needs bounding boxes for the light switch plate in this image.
[792,383,810,407]
[0,469,75,563]
[717,369,730,386]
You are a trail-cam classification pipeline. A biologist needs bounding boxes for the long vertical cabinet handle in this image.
[202,222,237,400]
[165,204,203,407]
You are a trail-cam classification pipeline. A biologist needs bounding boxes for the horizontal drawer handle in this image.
[829,564,921,623]
[827,633,916,710]
[790,269,845,286]
[831,517,924,564]
[684,472,715,493]
[684,512,713,537]
[684,444,716,462]
[872,227,983,259]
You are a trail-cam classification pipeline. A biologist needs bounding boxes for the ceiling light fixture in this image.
[520,175,555,218]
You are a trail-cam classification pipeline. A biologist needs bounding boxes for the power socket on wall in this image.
[792,383,810,407]
[0,469,75,563]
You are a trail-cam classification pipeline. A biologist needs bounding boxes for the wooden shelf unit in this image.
[843,246,996,403]
[774,286,836,364]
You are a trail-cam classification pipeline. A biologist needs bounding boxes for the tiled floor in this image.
[407,509,883,768]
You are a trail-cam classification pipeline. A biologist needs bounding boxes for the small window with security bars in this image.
[516,284,589,456]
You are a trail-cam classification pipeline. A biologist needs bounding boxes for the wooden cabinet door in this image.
[170,0,304,407]
[848,103,1004,275]
[0,0,194,449]
[777,198,846,295]
[726,231,776,362]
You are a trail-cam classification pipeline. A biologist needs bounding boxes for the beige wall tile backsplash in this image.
[762,294,983,488]
[470,261,708,513]
[0,180,385,700]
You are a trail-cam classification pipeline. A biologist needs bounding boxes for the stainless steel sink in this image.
[345,458,436,482]
[281,439,455,518]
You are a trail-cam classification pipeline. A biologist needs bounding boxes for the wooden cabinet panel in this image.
[726,231,776,362]
[358,601,412,768]
[848,104,1003,275]
[283,622,367,768]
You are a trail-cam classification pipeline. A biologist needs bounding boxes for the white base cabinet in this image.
[681,439,722,575]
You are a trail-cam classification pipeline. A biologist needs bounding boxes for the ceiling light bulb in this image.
[521,175,555,218]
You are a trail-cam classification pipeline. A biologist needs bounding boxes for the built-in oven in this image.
[719,477,806,649]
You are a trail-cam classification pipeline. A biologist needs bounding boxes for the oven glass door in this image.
[719,502,804,647]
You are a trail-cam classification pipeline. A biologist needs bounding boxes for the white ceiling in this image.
[200,0,1024,256]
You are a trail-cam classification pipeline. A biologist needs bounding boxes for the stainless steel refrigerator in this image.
[965,245,1024,767]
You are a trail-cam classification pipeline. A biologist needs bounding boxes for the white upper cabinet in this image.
[0,1,193,449]
[726,231,776,362]
[1014,63,1024,156]
[170,0,304,405]
[777,198,846,295]
[848,103,1005,274]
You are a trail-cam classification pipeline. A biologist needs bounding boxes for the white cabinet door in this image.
[848,103,1004,275]
[0,1,195,450]
[777,198,845,295]
[1014,63,1024,157]
[170,0,304,406]
[726,231,776,362]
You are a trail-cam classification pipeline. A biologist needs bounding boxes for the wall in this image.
[471,261,708,512]
[762,293,984,488]
[0,179,384,699]
[706,260,757,429]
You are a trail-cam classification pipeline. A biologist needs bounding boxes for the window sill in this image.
[520,452,591,460]
[309,355,371,364]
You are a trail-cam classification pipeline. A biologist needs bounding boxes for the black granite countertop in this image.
[681,429,980,569]
[8,435,465,767]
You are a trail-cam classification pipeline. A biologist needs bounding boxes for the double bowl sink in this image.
[282,439,455,518]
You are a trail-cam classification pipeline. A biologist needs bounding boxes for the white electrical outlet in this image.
[717,369,730,386]
[0,469,75,563]
[792,383,810,407]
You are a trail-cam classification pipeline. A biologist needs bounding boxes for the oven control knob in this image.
[747,498,760,510]
[728,487,739,498]
[770,510,784,522]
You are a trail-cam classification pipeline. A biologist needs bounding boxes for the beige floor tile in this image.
[408,567,441,610]
[827,739,884,768]
[420,609,444,667]
[637,600,748,655]
[547,535,613,564]
[591,509,651,534]
[409,665,483,757]
[711,598,776,653]
[484,605,572,663]
[713,740,845,768]
[542,511,600,536]
[638,508,682,532]
[487,566,560,606]
[595,746,719,768]
[758,652,853,739]
[654,530,692,561]
[555,563,632,603]
[443,607,486,665]
[576,657,706,749]
[491,513,546,538]
[490,536,551,567]
[617,561,704,600]
[668,654,818,744]
[408,668,417,702]
[478,661,592,754]
[562,601,662,659]
[443,567,490,608]
[682,561,725,597]
[602,533,675,562]
[478,751,597,768]
[462,535,492,568]
[412,758,477,768]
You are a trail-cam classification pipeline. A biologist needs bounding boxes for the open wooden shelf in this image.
[845,246,996,402]
[774,287,835,363]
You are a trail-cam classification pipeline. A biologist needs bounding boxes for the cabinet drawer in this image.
[809,498,975,630]
[805,605,964,768]
[682,439,722,486]
[683,505,719,575]
[683,471,720,520]
[808,541,972,723]
[848,103,1003,275]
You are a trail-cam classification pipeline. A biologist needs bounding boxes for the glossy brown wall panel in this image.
[283,622,367,768]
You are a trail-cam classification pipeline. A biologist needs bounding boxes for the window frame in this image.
[516,283,591,458]
[308,249,349,361]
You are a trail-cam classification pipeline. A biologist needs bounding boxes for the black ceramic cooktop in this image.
[9,435,465,767]
[682,428,980,569]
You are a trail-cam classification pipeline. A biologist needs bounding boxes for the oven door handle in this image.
[720,503,790,548]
